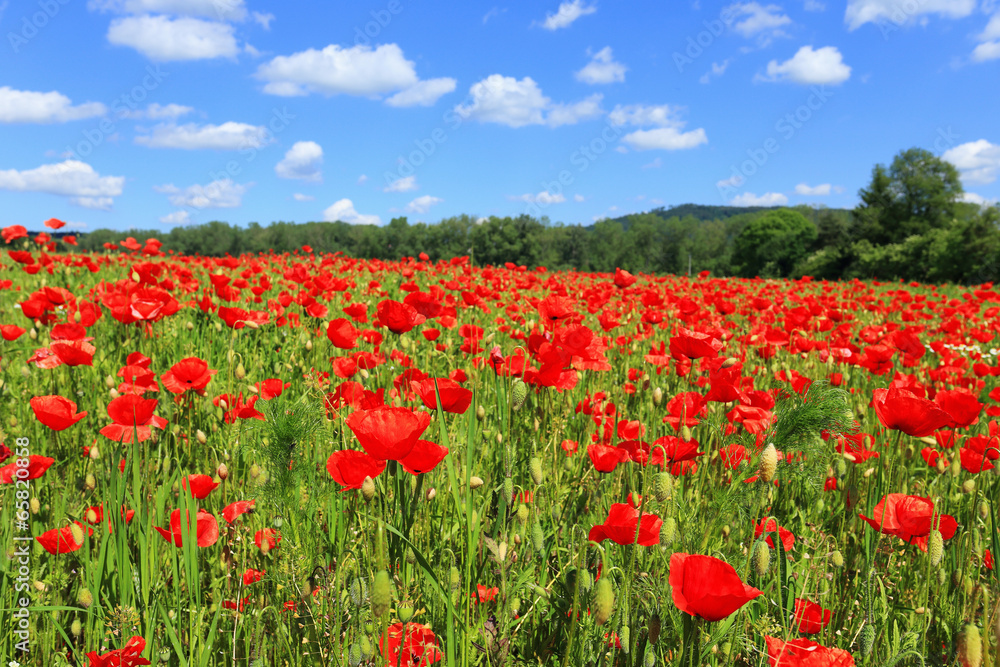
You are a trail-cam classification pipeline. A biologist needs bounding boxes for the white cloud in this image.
[256,44,450,102]
[0,87,106,123]
[406,195,443,214]
[961,192,998,207]
[0,160,124,207]
[323,198,381,225]
[795,182,833,195]
[251,11,274,29]
[455,75,603,128]
[160,179,249,208]
[88,0,248,21]
[384,175,418,193]
[844,0,975,30]
[357,174,368,184]
[730,191,789,206]
[717,174,745,189]
[293,193,315,202]
[972,40,1000,62]
[510,191,567,205]
[135,121,270,150]
[980,13,1000,41]
[275,141,323,182]
[642,158,663,169]
[610,104,708,151]
[160,210,191,224]
[141,102,194,120]
[385,78,457,107]
[482,7,506,23]
[728,2,792,39]
[804,0,825,10]
[575,47,626,85]
[107,15,239,61]
[540,0,596,30]
[699,59,731,84]
[573,194,586,202]
[760,45,851,85]
[943,140,1000,184]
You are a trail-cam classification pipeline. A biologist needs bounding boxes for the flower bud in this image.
[196,429,207,445]
[469,476,484,490]
[71,618,83,636]
[531,521,545,553]
[217,463,229,481]
[235,362,246,380]
[752,539,770,578]
[76,587,94,609]
[958,624,981,667]
[398,604,414,623]
[511,379,528,412]
[426,487,436,501]
[84,474,96,491]
[361,476,376,502]
[593,577,614,626]
[529,457,543,486]
[29,497,40,515]
[831,550,844,568]
[371,570,392,618]
[759,444,778,483]
[652,387,663,406]
[516,504,529,525]
[860,625,875,657]
[721,357,738,369]
[929,530,944,566]
[476,405,485,421]
[660,517,676,547]
[654,472,672,502]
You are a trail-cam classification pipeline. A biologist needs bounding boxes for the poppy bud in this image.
[496,432,504,445]
[979,501,989,520]
[196,429,207,445]
[654,472,672,503]
[593,577,614,626]
[833,458,848,479]
[216,463,229,481]
[108,388,119,399]
[71,618,82,637]
[860,625,875,657]
[426,487,436,501]
[648,614,661,644]
[372,570,392,618]
[84,473,96,491]
[105,375,116,389]
[76,587,93,609]
[973,529,983,557]
[348,641,363,666]
[305,339,313,351]
[476,405,485,421]
[660,517,676,547]
[29,327,37,341]
[759,444,778,483]
[963,479,976,494]
[235,362,246,380]
[449,566,460,591]
[516,504,529,525]
[504,476,513,502]
[361,476,376,502]
[721,357,738,369]
[652,387,663,406]
[20,366,30,380]
[831,550,844,568]
[578,568,593,593]
[360,369,369,380]
[958,624,981,667]
[349,576,368,606]
[89,444,101,460]
[511,379,528,412]
[530,457,543,486]
[620,625,630,653]
[469,476,484,490]
[951,457,962,477]
[29,497,39,515]
[405,547,417,565]
[531,521,545,553]
[929,530,944,566]
[643,649,656,667]
[752,539,770,578]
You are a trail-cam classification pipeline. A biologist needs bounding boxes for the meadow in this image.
[0,222,997,667]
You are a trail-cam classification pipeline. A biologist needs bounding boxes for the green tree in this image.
[731,209,818,278]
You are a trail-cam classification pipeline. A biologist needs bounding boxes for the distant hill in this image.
[613,203,852,225]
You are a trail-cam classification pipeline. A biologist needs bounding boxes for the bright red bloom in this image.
[0,455,55,483]
[588,443,629,473]
[670,328,723,360]
[472,584,500,604]
[254,378,289,400]
[255,528,281,551]
[345,406,432,461]
[101,394,168,443]
[872,386,953,437]
[380,622,443,667]
[326,317,360,349]
[2,224,28,243]
[669,553,763,621]
[588,503,662,546]
[36,521,93,554]
[0,324,26,341]
[859,494,957,551]
[326,449,387,489]
[83,504,136,533]
[935,389,982,428]
[399,439,449,475]
[561,439,579,456]
[243,568,266,585]
[412,377,473,414]
[182,474,219,499]
[613,267,637,288]
[222,499,255,524]
[161,357,216,394]
[215,393,265,423]
[793,598,832,634]
[86,635,151,667]
[755,517,796,552]
[764,636,855,666]
[154,509,219,547]
[375,299,426,335]
[30,395,88,431]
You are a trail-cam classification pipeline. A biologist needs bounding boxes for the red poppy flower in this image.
[254,378,289,400]
[155,509,219,547]
[588,443,629,473]
[101,394,168,443]
[561,439,579,456]
[859,494,957,551]
[764,636,855,666]
[0,324,26,340]
[326,317,360,349]
[375,299,426,335]
[0,455,55,484]
[44,218,66,229]
[2,224,28,243]
[872,386,953,437]
[669,553,763,621]
[86,635,151,667]
[83,504,136,533]
[588,503,662,546]
[412,378,473,414]
[255,528,281,551]
[755,517,796,552]
[222,499,255,524]
[380,622,443,667]
[472,584,500,604]
[935,389,982,428]
[670,328,723,360]
[345,406,432,461]
[793,598,832,634]
[399,439,449,475]
[30,395,88,431]
[182,474,219,499]
[326,449,387,489]
[223,596,251,612]
[243,568,266,585]
[50,339,95,366]
[36,521,93,554]
[613,267,637,288]
[161,357,216,394]
[214,393,265,423]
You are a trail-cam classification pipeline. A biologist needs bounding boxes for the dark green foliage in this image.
[732,209,818,278]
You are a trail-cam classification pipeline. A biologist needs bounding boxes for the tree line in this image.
[76,147,1000,284]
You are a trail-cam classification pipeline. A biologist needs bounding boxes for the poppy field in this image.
[0,223,998,667]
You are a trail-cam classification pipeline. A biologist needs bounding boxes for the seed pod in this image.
[348,641,363,667]
[752,539,770,578]
[929,530,944,566]
[70,618,82,637]
[648,614,661,644]
[860,625,875,657]
[398,604,415,623]
[504,476,513,502]
[958,624,981,667]
[361,476,376,502]
[511,379,528,411]
[449,566,461,591]
[654,472,672,502]
[759,443,778,483]
[371,570,392,618]
[76,587,94,609]
[516,504,529,525]
[348,576,368,606]
[593,577,614,626]
[660,517,676,547]
[469,476,484,490]
[531,521,545,553]
[643,649,656,667]
[476,405,486,421]
[530,457,543,486]
[652,387,663,406]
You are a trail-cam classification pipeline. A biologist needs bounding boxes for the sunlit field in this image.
[1,225,997,667]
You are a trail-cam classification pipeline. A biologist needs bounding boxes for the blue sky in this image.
[0,0,998,233]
